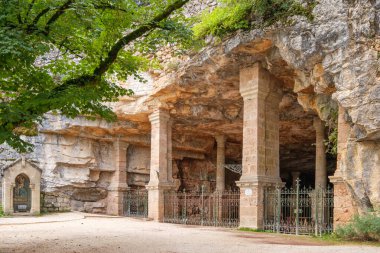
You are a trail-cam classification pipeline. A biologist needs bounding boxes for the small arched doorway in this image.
[13,174,31,212]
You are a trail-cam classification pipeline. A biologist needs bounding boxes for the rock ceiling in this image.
[42,36,328,174]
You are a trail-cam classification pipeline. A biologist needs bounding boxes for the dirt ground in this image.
[0,213,378,253]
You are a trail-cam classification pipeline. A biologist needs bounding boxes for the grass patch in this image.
[312,233,380,247]
[238,224,380,247]
[334,213,380,242]
[239,227,273,233]
[0,204,4,217]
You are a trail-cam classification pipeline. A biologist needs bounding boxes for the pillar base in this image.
[236,178,283,229]
[146,183,175,222]
[106,185,129,216]
[329,176,358,229]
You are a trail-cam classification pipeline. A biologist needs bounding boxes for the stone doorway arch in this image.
[13,174,31,212]
[1,158,41,215]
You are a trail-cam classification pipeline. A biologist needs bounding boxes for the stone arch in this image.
[13,173,31,212]
[1,159,42,215]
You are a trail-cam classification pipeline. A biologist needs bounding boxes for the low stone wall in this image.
[41,192,71,213]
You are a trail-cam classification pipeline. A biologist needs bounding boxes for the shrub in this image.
[0,204,4,217]
[335,213,380,241]
[193,0,317,38]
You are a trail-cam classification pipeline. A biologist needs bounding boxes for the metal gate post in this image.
[315,187,319,236]
[214,192,217,226]
[326,185,331,233]
[296,178,300,235]
[201,185,204,226]
[127,191,131,216]
[276,186,281,233]
[321,187,325,236]
[183,189,187,224]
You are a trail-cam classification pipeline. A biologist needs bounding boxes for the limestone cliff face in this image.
[0,0,379,213]
[273,0,380,211]
[227,0,379,210]
[148,0,380,211]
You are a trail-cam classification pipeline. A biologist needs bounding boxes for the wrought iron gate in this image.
[163,188,239,228]
[124,190,148,218]
[263,179,334,235]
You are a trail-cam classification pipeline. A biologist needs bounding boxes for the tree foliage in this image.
[0,0,191,152]
[193,0,317,38]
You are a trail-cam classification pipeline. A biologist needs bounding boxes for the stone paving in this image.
[0,213,378,253]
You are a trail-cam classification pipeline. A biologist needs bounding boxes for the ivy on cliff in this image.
[193,0,317,38]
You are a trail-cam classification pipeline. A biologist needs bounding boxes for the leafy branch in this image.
[0,0,190,152]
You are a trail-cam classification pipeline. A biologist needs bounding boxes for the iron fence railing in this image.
[124,190,148,218]
[163,188,239,228]
[264,178,334,235]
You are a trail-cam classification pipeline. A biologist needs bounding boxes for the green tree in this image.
[0,0,191,152]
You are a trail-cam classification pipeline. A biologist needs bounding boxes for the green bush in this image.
[0,204,4,217]
[193,0,317,38]
[335,213,380,241]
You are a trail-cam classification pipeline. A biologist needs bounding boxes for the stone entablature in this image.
[1,158,42,215]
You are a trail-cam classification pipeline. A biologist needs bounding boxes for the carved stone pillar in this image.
[236,63,282,229]
[107,140,129,216]
[30,183,40,214]
[215,135,226,192]
[329,106,357,228]
[146,109,174,221]
[313,117,327,189]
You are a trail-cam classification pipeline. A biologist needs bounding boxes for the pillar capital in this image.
[215,135,226,146]
[328,175,344,184]
[313,117,325,133]
[149,108,170,124]
[114,139,129,150]
[239,63,271,100]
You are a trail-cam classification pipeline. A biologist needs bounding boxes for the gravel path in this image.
[0,213,378,253]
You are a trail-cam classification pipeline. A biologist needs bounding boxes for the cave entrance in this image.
[278,91,337,189]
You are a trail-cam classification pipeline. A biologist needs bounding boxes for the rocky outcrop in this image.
[0,0,379,214]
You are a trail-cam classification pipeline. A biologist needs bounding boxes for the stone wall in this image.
[176,158,216,192]
[41,192,71,213]
[127,145,150,188]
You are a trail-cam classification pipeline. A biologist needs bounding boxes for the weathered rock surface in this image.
[1,0,379,213]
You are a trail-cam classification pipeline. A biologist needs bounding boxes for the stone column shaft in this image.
[237,63,282,229]
[265,92,282,178]
[215,135,226,192]
[147,109,174,221]
[329,106,356,228]
[313,117,327,188]
[107,140,129,216]
[167,120,173,184]
[336,106,351,177]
